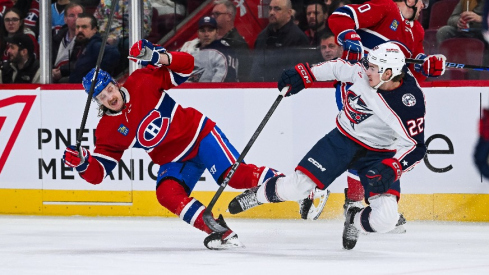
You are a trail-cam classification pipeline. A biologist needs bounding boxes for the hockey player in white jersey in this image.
[228,42,427,250]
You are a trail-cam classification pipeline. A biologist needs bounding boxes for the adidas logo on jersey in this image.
[210,165,217,174]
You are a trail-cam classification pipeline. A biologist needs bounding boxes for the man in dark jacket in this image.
[52,2,84,82]
[57,13,120,83]
[250,0,309,82]
[0,33,39,83]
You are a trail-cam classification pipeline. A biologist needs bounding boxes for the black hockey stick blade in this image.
[405,58,489,71]
[203,87,289,233]
[75,1,119,153]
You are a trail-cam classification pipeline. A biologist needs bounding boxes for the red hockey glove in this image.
[63,146,92,173]
[337,30,364,61]
[421,54,446,77]
[128,39,167,67]
[278,63,315,97]
[366,158,402,194]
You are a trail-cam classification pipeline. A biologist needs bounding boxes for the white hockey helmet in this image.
[367,42,406,80]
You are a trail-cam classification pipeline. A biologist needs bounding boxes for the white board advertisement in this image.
[0,86,488,194]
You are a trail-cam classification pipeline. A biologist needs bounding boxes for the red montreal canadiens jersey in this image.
[328,0,426,81]
[81,52,216,184]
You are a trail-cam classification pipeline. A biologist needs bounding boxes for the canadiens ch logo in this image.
[402,93,416,107]
[390,19,399,31]
[137,110,170,149]
[344,90,373,128]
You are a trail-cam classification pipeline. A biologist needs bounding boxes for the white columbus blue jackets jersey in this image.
[311,59,426,172]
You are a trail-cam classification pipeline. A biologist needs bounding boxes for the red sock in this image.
[156,179,213,234]
[347,174,365,201]
[225,164,280,189]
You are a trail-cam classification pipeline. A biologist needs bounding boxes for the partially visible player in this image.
[474,0,489,178]
[228,42,427,250]
[62,39,280,250]
[326,0,445,219]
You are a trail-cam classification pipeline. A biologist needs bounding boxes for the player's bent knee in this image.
[155,179,189,210]
[276,170,316,201]
[367,194,399,233]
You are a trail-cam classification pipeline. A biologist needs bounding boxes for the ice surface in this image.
[0,216,488,275]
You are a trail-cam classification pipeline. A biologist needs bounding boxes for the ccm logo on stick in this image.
[308,157,326,172]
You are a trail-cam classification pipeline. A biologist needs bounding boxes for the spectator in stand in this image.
[436,0,484,44]
[94,0,152,76]
[57,13,120,83]
[1,7,38,60]
[180,16,238,82]
[13,0,38,34]
[211,0,250,81]
[52,2,84,82]
[305,0,330,47]
[250,0,309,82]
[319,31,342,61]
[0,33,39,83]
[52,0,70,35]
[212,0,247,48]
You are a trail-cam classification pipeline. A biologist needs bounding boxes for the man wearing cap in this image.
[179,16,238,82]
[0,33,39,83]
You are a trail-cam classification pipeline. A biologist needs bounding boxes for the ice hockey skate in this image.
[387,213,407,234]
[204,214,244,250]
[343,188,407,234]
[342,188,364,218]
[228,186,262,214]
[298,188,330,220]
[342,206,363,250]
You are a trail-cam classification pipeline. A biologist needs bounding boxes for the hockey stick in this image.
[75,1,119,152]
[406,58,489,71]
[203,88,289,233]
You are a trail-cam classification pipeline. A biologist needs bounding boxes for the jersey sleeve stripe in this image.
[169,70,190,86]
[92,154,116,178]
[333,6,359,29]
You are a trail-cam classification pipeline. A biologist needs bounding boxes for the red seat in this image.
[436,38,485,80]
[187,0,203,14]
[423,29,439,55]
[428,0,459,30]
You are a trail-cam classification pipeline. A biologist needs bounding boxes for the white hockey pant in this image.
[354,194,399,233]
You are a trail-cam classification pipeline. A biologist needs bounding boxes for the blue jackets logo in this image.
[390,20,399,31]
[118,124,129,136]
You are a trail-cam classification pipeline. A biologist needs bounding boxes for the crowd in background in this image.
[0,0,487,83]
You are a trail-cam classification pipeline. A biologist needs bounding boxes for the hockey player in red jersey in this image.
[62,39,280,250]
[229,42,427,250]
[325,0,445,221]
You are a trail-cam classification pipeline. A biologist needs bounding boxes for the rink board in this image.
[0,84,488,221]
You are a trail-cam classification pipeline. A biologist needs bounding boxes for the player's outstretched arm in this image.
[128,39,168,67]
